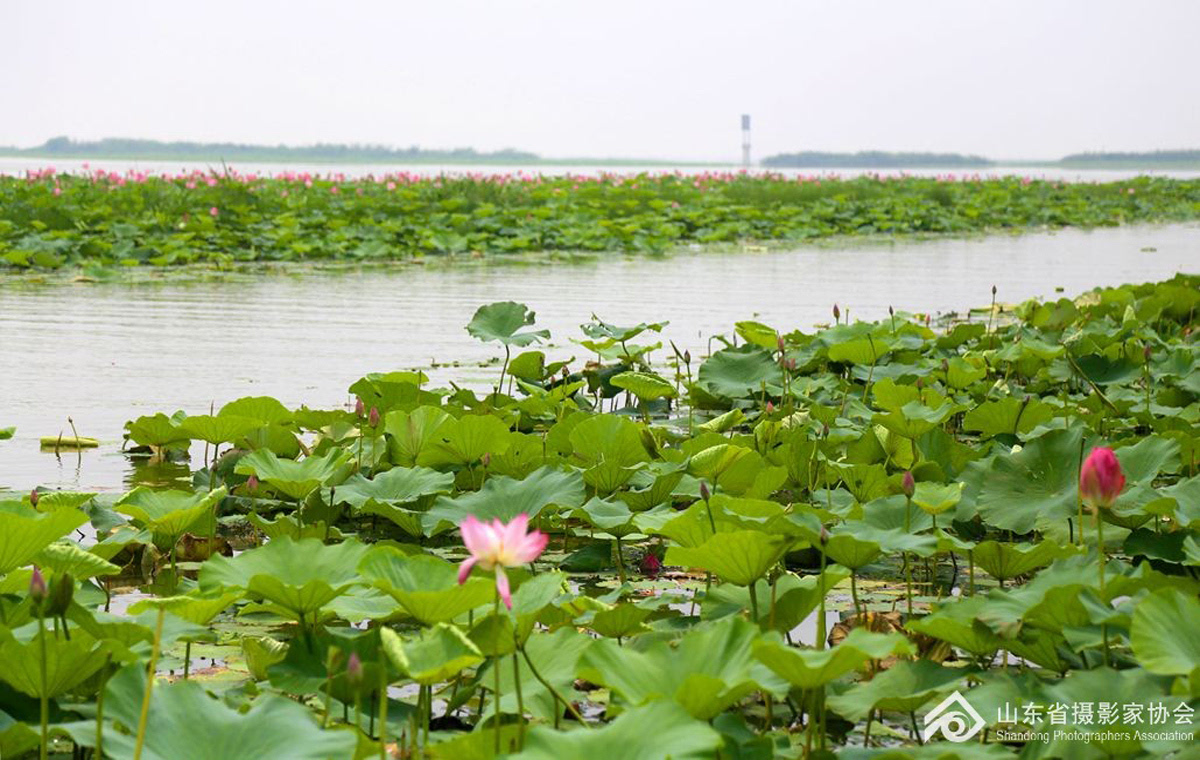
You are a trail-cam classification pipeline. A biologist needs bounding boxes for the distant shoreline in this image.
[3,138,1198,170]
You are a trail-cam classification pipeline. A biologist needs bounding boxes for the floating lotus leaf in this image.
[611,370,676,401]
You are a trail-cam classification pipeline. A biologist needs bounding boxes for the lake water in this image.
[1,223,1196,492]
[2,156,1198,183]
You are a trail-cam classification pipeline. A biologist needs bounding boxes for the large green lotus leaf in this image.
[827,336,891,365]
[826,659,965,721]
[1115,434,1180,484]
[821,532,883,570]
[962,397,1055,439]
[247,512,344,543]
[586,603,653,638]
[32,540,120,580]
[0,502,89,574]
[829,462,892,504]
[1130,588,1200,676]
[335,466,453,510]
[348,370,435,414]
[417,413,512,467]
[359,548,494,624]
[234,449,353,500]
[218,396,294,426]
[611,370,676,401]
[467,301,549,346]
[569,414,648,467]
[384,406,453,466]
[905,596,1004,656]
[0,628,111,698]
[698,345,782,399]
[199,537,367,621]
[575,497,637,537]
[512,701,722,760]
[485,626,590,723]
[114,486,226,542]
[124,412,190,449]
[577,616,785,720]
[874,401,955,439]
[689,444,766,496]
[95,664,357,760]
[1074,354,1142,385]
[127,590,241,625]
[424,466,584,535]
[705,566,851,633]
[381,624,484,685]
[617,461,686,511]
[911,481,964,516]
[753,628,915,688]
[665,530,791,586]
[177,414,260,445]
[975,427,1083,533]
[971,540,1076,581]
[359,500,426,537]
[848,524,938,558]
[0,710,40,760]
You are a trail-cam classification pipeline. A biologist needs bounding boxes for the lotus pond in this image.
[1,272,1198,759]
[3,170,1200,270]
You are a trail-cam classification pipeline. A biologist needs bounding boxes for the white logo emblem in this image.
[922,690,986,743]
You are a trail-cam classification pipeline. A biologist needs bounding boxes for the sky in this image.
[4,0,1199,162]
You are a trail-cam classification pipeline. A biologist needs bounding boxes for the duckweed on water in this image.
[1,275,1198,758]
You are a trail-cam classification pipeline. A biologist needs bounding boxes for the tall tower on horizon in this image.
[741,114,751,168]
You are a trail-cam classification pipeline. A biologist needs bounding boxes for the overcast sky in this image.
[4,0,1198,161]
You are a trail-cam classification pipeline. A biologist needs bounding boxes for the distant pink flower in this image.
[1080,447,1125,509]
[209,206,219,217]
[457,514,548,609]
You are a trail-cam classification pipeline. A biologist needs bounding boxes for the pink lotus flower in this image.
[457,514,547,609]
[209,206,219,217]
[1080,447,1125,509]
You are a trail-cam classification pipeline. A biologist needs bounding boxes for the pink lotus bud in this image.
[29,489,39,507]
[888,305,894,317]
[777,336,786,352]
[902,471,915,498]
[354,397,365,417]
[941,359,950,373]
[683,350,691,364]
[1080,447,1125,509]
[832,304,840,322]
[699,481,710,502]
[481,452,491,468]
[368,407,380,428]
[639,552,662,577]
[765,401,775,414]
[247,475,259,492]
[29,566,47,604]
[991,285,997,297]
[819,526,829,545]
[1143,343,1152,361]
[786,358,796,371]
[346,652,363,686]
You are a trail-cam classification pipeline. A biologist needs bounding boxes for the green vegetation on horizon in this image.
[2,275,1198,758]
[3,173,1198,271]
[762,150,993,168]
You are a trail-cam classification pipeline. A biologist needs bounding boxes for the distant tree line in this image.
[8,136,540,163]
[761,151,993,168]
[1058,149,1200,165]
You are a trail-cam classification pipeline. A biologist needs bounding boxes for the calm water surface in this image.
[1,223,1196,492]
